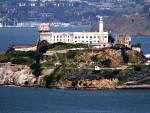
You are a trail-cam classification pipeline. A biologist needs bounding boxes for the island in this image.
[0,17,150,90]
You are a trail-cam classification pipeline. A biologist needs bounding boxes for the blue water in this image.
[0,27,150,54]
[0,86,150,113]
[132,36,150,54]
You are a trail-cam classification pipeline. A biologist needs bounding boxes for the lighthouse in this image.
[99,16,103,33]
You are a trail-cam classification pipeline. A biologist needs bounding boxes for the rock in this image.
[54,78,118,89]
[0,63,36,86]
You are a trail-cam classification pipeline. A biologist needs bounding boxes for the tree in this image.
[121,49,129,64]
[108,35,115,43]
[37,40,50,54]
[30,63,42,77]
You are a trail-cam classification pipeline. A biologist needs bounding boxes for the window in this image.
[82,36,84,38]
[86,36,88,38]
[94,36,96,38]
[78,36,80,39]
[75,36,77,39]
[90,36,92,38]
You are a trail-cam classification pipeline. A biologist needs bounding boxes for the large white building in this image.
[39,17,109,47]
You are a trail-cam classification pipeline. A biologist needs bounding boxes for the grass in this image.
[48,43,88,51]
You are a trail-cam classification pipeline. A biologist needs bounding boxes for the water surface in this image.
[0,86,150,113]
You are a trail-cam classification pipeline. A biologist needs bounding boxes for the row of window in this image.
[74,36,100,39]
[51,39,70,42]
[52,35,70,38]
[49,36,107,39]
[75,40,100,43]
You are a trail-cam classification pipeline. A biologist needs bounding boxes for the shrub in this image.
[11,57,33,65]
[101,59,111,67]
[108,35,115,43]
[66,50,77,59]
[30,63,42,77]
[43,66,62,87]
[44,75,55,87]
[72,80,78,87]
[121,49,129,63]
[91,55,98,62]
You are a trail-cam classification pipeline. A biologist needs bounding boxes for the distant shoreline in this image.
[1,84,150,90]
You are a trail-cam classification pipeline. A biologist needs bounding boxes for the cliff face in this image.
[0,63,118,89]
[91,14,150,36]
[75,48,146,67]
[126,50,146,63]
[0,63,36,86]
[55,78,118,89]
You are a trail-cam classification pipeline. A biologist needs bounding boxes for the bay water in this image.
[0,86,150,113]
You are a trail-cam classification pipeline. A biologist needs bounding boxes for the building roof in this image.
[9,44,37,48]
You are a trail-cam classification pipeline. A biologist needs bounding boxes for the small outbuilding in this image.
[9,44,37,52]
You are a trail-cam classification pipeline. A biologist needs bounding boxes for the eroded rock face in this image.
[55,78,118,89]
[0,63,36,86]
[75,48,146,67]
[126,50,146,64]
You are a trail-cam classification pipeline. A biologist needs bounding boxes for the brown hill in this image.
[91,14,150,36]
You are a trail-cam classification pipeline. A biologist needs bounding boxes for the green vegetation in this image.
[121,49,129,64]
[43,66,62,87]
[37,40,50,54]
[113,44,130,50]
[108,35,115,43]
[48,42,88,50]
[101,59,111,67]
[30,63,43,77]
[91,55,98,62]
[37,41,88,54]
[66,50,78,59]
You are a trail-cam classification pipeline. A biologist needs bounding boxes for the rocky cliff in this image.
[0,63,36,86]
[55,78,118,89]
[0,63,119,89]
[75,48,146,67]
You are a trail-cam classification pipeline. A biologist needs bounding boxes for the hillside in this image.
[91,13,150,36]
[0,42,149,89]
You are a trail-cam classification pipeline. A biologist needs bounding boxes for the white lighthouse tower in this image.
[97,16,104,33]
[99,16,103,33]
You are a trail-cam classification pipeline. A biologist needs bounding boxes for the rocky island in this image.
[0,40,150,89]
